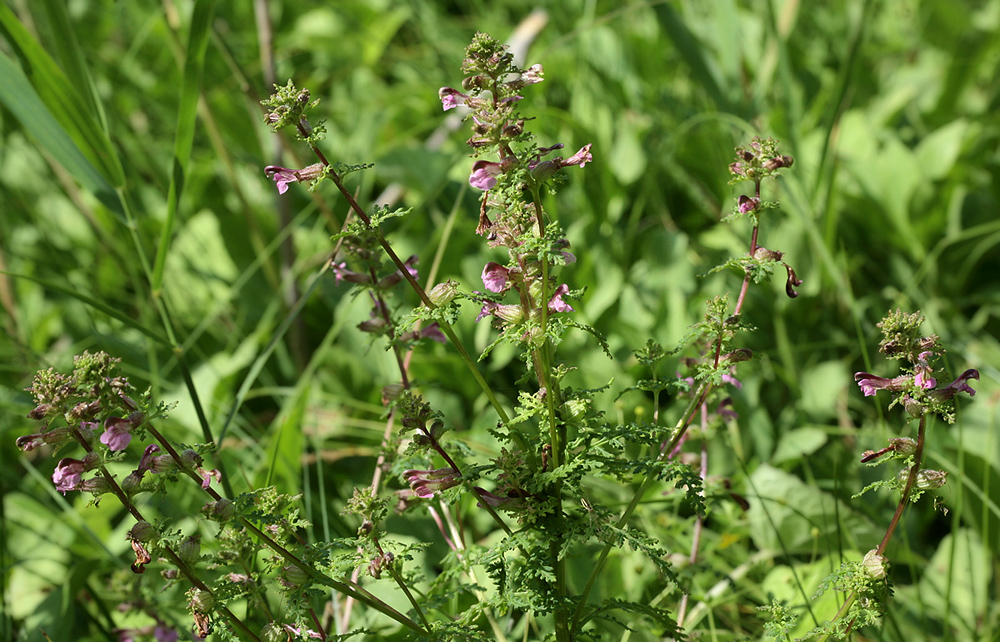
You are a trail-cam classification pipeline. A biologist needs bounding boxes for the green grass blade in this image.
[0,52,121,215]
[1,271,170,346]
[37,0,108,131]
[151,0,218,291]
[0,4,124,188]
[653,3,730,112]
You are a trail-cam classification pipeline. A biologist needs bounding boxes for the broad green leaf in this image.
[748,464,879,554]
[917,529,989,634]
[771,427,829,465]
[916,119,969,181]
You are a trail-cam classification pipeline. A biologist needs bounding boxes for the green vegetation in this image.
[2,1,998,641]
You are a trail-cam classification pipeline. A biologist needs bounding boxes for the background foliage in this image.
[2,0,999,640]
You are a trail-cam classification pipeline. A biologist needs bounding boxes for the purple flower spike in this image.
[548,284,574,313]
[470,160,503,191]
[482,262,510,293]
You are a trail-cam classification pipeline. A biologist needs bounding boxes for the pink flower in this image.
[405,467,461,498]
[913,351,937,389]
[930,369,980,401]
[418,322,447,344]
[482,262,510,293]
[548,284,574,313]
[52,458,88,493]
[738,194,759,214]
[469,160,503,190]
[198,467,222,490]
[330,261,371,285]
[100,416,133,451]
[438,87,470,110]
[854,372,907,397]
[264,163,324,195]
[476,300,500,322]
[528,144,594,182]
[563,143,593,168]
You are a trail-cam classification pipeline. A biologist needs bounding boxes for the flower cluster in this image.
[726,137,801,298]
[853,309,979,420]
[442,32,592,242]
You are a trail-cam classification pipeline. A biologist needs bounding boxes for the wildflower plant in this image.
[764,309,981,640]
[23,27,981,642]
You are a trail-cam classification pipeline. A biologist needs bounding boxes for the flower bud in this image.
[120,472,143,496]
[913,469,948,490]
[862,549,888,579]
[260,623,285,642]
[427,280,459,306]
[202,498,236,522]
[721,349,753,365]
[753,247,783,262]
[28,403,54,420]
[188,588,215,613]
[179,450,202,470]
[763,155,794,171]
[129,521,157,543]
[177,535,201,565]
[493,304,525,325]
[78,477,112,495]
[281,564,309,587]
[888,438,916,457]
[559,399,588,423]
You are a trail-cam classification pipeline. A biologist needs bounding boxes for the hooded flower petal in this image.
[264,166,299,194]
[476,300,500,322]
[53,458,88,493]
[405,467,461,498]
[548,284,574,313]
[854,372,906,396]
[469,160,503,191]
[439,87,470,110]
[563,143,593,168]
[100,416,133,451]
[482,262,510,293]
[931,369,980,401]
[264,163,324,194]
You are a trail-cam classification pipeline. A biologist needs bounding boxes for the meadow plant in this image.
[764,310,979,641]
[18,31,979,642]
